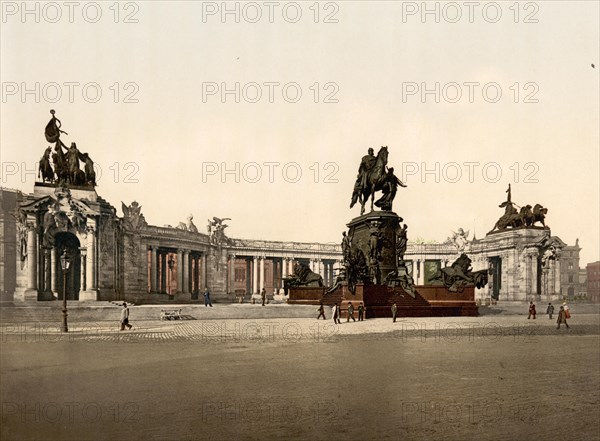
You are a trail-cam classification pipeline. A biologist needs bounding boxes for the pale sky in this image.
[1,1,599,264]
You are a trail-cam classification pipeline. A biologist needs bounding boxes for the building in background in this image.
[0,186,587,304]
[587,261,600,303]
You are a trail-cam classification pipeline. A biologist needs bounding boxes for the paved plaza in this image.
[1,303,599,441]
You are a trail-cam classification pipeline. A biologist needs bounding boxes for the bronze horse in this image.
[350,146,389,215]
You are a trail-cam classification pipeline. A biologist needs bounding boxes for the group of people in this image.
[316,301,404,323]
[528,301,571,329]
[318,302,365,323]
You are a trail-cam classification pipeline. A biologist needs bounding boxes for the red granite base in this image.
[287,286,327,305]
[289,283,479,317]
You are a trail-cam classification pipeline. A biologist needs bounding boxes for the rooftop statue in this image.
[489,184,549,233]
[41,110,96,188]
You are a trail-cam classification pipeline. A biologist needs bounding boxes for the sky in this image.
[1,1,599,264]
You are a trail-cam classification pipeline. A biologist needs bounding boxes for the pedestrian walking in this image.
[120,302,133,331]
[347,302,356,322]
[203,287,213,307]
[332,303,341,324]
[391,303,398,323]
[317,302,326,320]
[261,288,266,306]
[358,302,364,321]
[527,301,536,319]
[563,301,571,319]
[557,306,569,329]
[546,302,554,320]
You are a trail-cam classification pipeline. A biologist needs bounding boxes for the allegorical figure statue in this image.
[396,223,408,263]
[52,144,68,185]
[79,152,96,186]
[38,147,54,183]
[66,142,81,184]
[341,231,351,264]
[447,227,469,252]
[374,167,406,211]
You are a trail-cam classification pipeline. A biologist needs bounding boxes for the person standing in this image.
[527,301,536,319]
[358,303,364,321]
[332,303,341,324]
[391,303,398,323]
[347,302,356,322]
[557,306,569,329]
[203,287,213,307]
[261,288,266,306]
[546,303,554,320]
[317,302,326,320]
[120,302,133,331]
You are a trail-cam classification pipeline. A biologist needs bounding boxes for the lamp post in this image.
[168,255,175,299]
[60,250,71,332]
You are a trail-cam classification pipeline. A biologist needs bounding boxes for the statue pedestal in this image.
[79,289,98,301]
[347,211,402,284]
[417,285,478,316]
[14,289,40,302]
[39,290,54,301]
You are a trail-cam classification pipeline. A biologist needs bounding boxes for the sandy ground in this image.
[1,312,599,441]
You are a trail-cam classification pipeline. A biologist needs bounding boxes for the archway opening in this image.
[54,232,81,300]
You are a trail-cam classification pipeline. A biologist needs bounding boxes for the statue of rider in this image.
[350,148,377,207]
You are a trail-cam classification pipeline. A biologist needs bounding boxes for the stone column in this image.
[252,256,258,293]
[150,247,157,293]
[229,254,236,295]
[176,249,183,293]
[24,223,38,299]
[259,256,265,292]
[80,225,98,301]
[80,248,87,292]
[282,258,288,279]
[182,250,189,294]
[51,247,58,294]
[280,258,288,294]
[160,252,167,293]
[198,253,208,292]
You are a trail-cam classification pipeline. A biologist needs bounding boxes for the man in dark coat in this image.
[557,306,569,329]
[546,303,554,320]
[347,302,356,322]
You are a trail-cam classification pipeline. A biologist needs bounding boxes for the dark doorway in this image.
[489,257,502,300]
[54,233,81,300]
